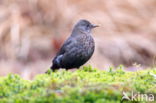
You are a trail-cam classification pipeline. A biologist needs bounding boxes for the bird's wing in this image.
[57,37,75,55]
[52,37,76,69]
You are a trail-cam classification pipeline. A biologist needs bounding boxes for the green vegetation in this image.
[0,66,155,103]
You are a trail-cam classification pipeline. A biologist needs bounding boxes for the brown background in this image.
[0,0,156,79]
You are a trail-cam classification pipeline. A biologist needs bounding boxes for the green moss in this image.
[0,66,155,103]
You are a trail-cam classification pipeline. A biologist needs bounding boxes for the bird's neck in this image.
[71,28,91,37]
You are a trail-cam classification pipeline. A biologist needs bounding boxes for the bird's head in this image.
[72,19,98,35]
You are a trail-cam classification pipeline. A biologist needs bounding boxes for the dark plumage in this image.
[51,19,98,70]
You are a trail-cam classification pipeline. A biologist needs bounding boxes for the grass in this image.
[0,66,155,103]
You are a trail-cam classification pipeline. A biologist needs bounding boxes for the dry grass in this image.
[0,0,156,79]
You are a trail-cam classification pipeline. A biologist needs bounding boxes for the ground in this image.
[0,66,155,103]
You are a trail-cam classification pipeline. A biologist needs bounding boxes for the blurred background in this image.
[0,0,156,79]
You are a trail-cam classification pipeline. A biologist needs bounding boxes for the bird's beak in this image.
[91,24,99,28]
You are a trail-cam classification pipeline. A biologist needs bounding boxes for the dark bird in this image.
[51,19,98,70]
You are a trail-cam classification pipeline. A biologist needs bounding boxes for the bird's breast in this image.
[76,35,95,57]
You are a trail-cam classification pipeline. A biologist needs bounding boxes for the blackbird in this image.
[51,19,98,70]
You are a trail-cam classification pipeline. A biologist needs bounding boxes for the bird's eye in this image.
[87,24,90,27]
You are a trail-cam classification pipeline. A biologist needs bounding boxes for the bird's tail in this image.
[50,64,58,71]
[51,55,62,70]
[45,63,58,74]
